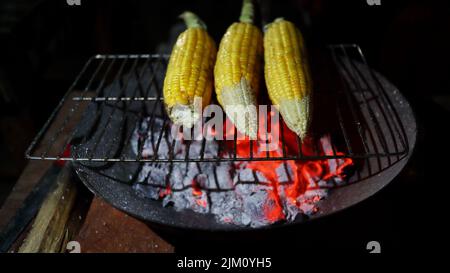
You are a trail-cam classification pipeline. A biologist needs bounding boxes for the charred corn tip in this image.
[220,78,258,139]
[179,11,207,29]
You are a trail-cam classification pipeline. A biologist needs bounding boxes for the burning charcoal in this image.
[138,163,169,186]
[299,202,316,215]
[132,183,160,200]
[210,191,241,215]
[161,197,175,207]
[317,180,331,188]
[169,190,209,214]
[233,167,254,183]
[333,177,345,186]
[275,163,293,183]
[243,189,276,226]
[207,163,234,190]
[194,174,208,189]
[241,213,252,226]
[284,201,301,221]
[130,116,354,227]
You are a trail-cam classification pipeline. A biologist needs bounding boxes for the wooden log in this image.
[0,91,87,231]
[18,165,77,253]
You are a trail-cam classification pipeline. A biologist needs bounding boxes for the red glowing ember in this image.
[222,110,353,223]
[195,199,208,208]
[192,180,203,197]
[159,184,172,198]
[152,109,353,225]
[55,144,71,167]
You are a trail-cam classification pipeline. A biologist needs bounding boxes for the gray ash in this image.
[131,117,349,228]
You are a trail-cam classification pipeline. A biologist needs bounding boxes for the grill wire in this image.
[25,44,409,183]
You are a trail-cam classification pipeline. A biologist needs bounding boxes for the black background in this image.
[0,0,447,254]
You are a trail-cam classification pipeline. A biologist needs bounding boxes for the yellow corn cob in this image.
[163,11,216,128]
[264,18,312,139]
[214,0,263,139]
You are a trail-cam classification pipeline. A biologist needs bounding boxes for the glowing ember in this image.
[195,199,208,208]
[221,111,353,223]
[131,114,353,227]
[159,185,172,198]
[56,144,71,167]
[192,180,203,196]
[263,190,285,222]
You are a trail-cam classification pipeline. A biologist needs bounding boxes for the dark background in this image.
[0,0,447,253]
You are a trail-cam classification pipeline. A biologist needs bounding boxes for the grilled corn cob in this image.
[214,0,263,139]
[264,18,312,139]
[163,11,216,128]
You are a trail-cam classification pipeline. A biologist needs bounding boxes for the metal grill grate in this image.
[25,45,409,174]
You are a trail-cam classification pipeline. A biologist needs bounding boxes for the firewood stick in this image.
[18,164,77,253]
